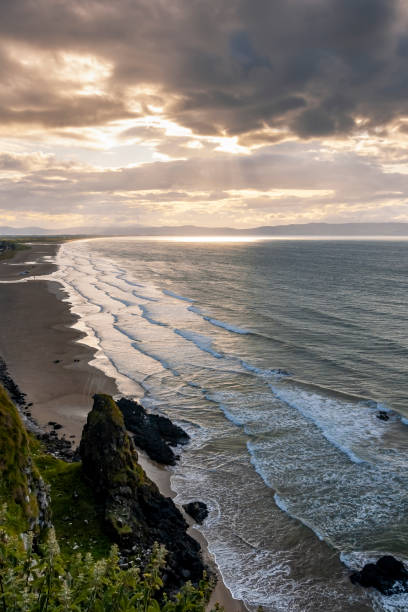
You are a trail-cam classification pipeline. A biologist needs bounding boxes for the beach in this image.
[0,241,245,612]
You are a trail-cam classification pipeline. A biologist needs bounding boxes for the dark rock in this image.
[183,501,209,524]
[117,397,189,466]
[0,357,27,406]
[350,555,408,595]
[53,359,61,364]
[377,411,389,421]
[80,394,205,592]
[39,429,79,462]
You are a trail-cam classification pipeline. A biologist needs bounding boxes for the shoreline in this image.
[0,241,246,612]
[137,448,247,612]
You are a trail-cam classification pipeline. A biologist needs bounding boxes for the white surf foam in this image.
[50,238,408,612]
[174,329,223,359]
[139,304,168,327]
[187,304,251,334]
[163,289,194,302]
[270,384,393,465]
[205,317,251,334]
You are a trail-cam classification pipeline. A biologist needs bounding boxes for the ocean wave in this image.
[273,494,325,541]
[163,289,194,302]
[240,360,292,378]
[130,342,180,377]
[139,304,168,327]
[205,317,251,334]
[269,383,388,465]
[132,290,158,302]
[174,329,223,359]
[52,237,408,612]
[187,305,251,335]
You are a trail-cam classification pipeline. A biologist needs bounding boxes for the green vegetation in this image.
[33,453,111,561]
[0,240,29,261]
[0,388,217,610]
[0,513,215,611]
[0,387,39,535]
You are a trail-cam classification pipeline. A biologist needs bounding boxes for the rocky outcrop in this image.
[117,397,189,465]
[350,555,408,595]
[183,501,209,524]
[80,394,204,591]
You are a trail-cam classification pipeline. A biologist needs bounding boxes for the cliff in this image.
[0,376,214,610]
[80,394,205,591]
[0,386,50,535]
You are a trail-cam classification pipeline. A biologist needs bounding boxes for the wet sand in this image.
[0,240,246,612]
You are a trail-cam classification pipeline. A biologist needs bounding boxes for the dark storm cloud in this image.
[0,0,406,140]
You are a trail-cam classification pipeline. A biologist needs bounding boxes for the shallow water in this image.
[53,237,408,611]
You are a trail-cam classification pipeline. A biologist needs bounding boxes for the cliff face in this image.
[0,386,50,535]
[79,394,205,591]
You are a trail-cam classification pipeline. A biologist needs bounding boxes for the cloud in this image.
[0,0,406,143]
[1,0,408,229]
[1,143,408,228]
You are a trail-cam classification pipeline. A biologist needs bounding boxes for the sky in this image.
[1,0,408,230]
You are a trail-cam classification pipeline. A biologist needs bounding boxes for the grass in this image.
[33,451,112,560]
[0,240,29,261]
[0,387,39,534]
[0,387,122,559]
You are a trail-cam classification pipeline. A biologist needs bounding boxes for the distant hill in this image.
[3,222,408,237]
[0,226,57,236]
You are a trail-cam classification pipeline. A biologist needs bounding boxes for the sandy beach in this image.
[0,241,246,612]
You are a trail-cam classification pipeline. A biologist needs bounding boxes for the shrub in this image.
[0,505,215,612]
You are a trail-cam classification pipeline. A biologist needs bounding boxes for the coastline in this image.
[0,241,246,612]
[137,449,247,612]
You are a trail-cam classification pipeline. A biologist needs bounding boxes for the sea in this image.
[52,236,408,612]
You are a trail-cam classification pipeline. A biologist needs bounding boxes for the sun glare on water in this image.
[157,235,263,243]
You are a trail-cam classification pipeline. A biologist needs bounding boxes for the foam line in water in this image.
[240,360,292,378]
[130,342,180,377]
[117,272,145,288]
[187,304,251,334]
[108,294,135,308]
[163,289,194,302]
[204,317,251,334]
[273,493,325,541]
[131,290,158,302]
[174,329,223,359]
[139,304,168,327]
[215,402,245,427]
[270,385,371,465]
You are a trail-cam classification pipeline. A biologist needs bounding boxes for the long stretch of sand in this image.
[0,243,117,442]
[0,241,246,612]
